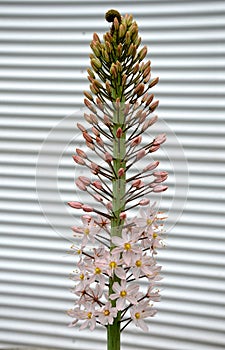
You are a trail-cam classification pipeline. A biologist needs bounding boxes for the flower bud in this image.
[90,41,101,57]
[113,16,119,30]
[78,176,91,186]
[119,24,126,38]
[149,77,159,88]
[92,126,100,136]
[149,100,159,112]
[68,201,83,209]
[131,135,142,147]
[153,185,168,193]
[94,194,104,202]
[118,168,125,177]
[134,83,145,97]
[84,91,93,101]
[76,148,87,158]
[119,212,127,220]
[116,127,123,138]
[153,133,166,146]
[105,152,113,163]
[136,149,146,160]
[82,205,93,212]
[83,131,93,143]
[92,180,102,189]
[143,161,159,172]
[93,32,101,43]
[72,155,86,165]
[91,58,102,69]
[76,179,87,191]
[87,68,95,79]
[125,31,131,45]
[84,99,97,114]
[139,198,150,206]
[138,46,147,61]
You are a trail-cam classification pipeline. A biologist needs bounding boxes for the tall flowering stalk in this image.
[68,10,168,350]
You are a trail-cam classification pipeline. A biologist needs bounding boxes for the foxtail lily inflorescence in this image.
[68,9,168,350]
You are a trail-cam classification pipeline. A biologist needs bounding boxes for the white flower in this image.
[130,301,157,331]
[110,280,139,310]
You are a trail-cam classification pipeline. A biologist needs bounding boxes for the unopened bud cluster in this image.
[68,10,168,335]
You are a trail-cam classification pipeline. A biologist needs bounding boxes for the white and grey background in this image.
[0,1,225,349]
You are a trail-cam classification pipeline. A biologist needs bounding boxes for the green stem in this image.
[107,71,126,350]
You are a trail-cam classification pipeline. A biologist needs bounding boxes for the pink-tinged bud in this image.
[75,179,87,191]
[96,136,104,147]
[118,168,125,177]
[143,65,151,79]
[131,135,142,147]
[84,98,97,114]
[153,185,168,193]
[93,32,101,43]
[68,201,83,209]
[72,155,86,165]
[139,111,147,124]
[91,162,99,174]
[84,91,93,101]
[136,149,146,160]
[105,152,113,163]
[83,131,93,143]
[96,97,104,111]
[138,45,147,61]
[76,148,87,159]
[120,212,126,220]
[139,198,150,206]
[93,194,103,202]
[77,123,86,132]
[134,83,145,97]
[86,141,95,150]
[84,113,98,125]
[92,180,102,189]
[82,205,93,212]
[78,176,91,186]
[116,127,123,138]
[132,179,141,187]
[103,114,111,126]
[153,133,167,146]
[143,161,159,172]
[149,77,159,88]
[149,144,160,153]
[132,179,144,188]
[106,201,112,211]
[149,100,159,112]
[92,126,100,136]
[145,93,154,106]
[153,171,168,178]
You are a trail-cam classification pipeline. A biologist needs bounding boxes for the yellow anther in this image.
[124,243,131,250]
[153,233,158,239]
[95,267,101,274]
[84,228,90,235]
[120,290,127,297]
[109,261,117,269]
[87,312,92,319]
[80,273,84,280]
[135,312,141,319]
[147,219,152,225]
[104,310,110,316]
[135,260,142,267]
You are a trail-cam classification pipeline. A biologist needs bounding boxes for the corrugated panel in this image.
[0,1,225,349]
